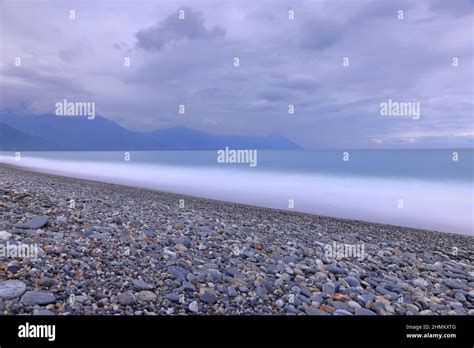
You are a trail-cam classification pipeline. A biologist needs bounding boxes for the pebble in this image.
[17,216,49,229]
[165,293,180,303]
[443,279,464,289]
[189,301,199,313]
[34,309,56,315]
[255,286,268,299]
[132,279,154,291]
[227,287,238,297]
[334,309,353,315]
[355,308,377,316]
[0,166,472,316]
[305,307,329,315]
[0,280,27,300]
[413,278,429,287]
[137,291,157,303]
[322,283,336,295]
[119,291,136,306]
[20,291,56,306]
[201,292,217,304]
[39,277,57,288]
[347,300,361,310]
[0,231,12,240]
[344,276,360,287]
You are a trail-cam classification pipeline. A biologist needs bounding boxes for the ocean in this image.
[1,149,472,235]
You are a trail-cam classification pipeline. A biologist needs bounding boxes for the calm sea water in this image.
[1,150,473,235]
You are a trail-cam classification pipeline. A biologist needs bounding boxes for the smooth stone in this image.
[202,292,217,304]
[322,283,336,295]
[119,291,136,306]
[7,262,21,274]
[202,263,219,270]
[167,266,188,280]
[172,237,191,248]
[344,276,360,287]
[39,277,56,288]
[419,309,434,315]
[454,292,466,302]
[413,278,429,287]
[132,279,154,291]
[20,291,56,306]
[327,265,346,275]
[18,216,49,229]
[261,280,274,293]
[255,286,268,299]
[347,300,362,310]
[406,304,420,314]
[305,307,329,315]
[282,255,298,264]
[360,293,374,303]
[227,287,238,297]
[0,231,12,240]
[334,309,353,315]
[310,294,324,304]
[286,305,300,314]
[299,288,312,298]
[55,216,68,227]
[189,301,199,313]
[34,309,56,316]
[86,233,107,240]
[0,280,27,299]
[355,308,377,316]
[182,281,196,292]
[137,290,157,302]
[443,279,464,289]
[165,293,180,303]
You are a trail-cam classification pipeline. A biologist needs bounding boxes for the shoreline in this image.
[0,164,473,315]
[1,162,471,238]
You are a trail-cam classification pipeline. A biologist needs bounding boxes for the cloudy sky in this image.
[0,0,472,149]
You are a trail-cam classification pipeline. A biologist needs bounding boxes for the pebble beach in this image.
[0,164,473,316]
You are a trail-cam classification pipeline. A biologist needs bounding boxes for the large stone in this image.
[0,280,27,299]
[0,231,12,240]
[137,291,157,303]
[355,308,377,316]
[20,291,56,306]
[167,266,188,280]
[16,216,49,230]
[344,276,360,287]
[132,279,154,291]
[201,292,217,304]
[119,291,136,306]
[322,282,336,295]
[443,279,464,289]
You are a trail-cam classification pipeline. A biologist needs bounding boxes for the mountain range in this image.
[0,114,302,151]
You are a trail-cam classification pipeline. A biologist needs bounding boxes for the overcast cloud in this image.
[0,0,472,148]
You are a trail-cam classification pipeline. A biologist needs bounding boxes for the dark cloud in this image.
[1,0,472,149]
[135,7,225,51]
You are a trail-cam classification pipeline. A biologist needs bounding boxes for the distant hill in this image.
[0,123,57,150]
[0,114,303,150]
